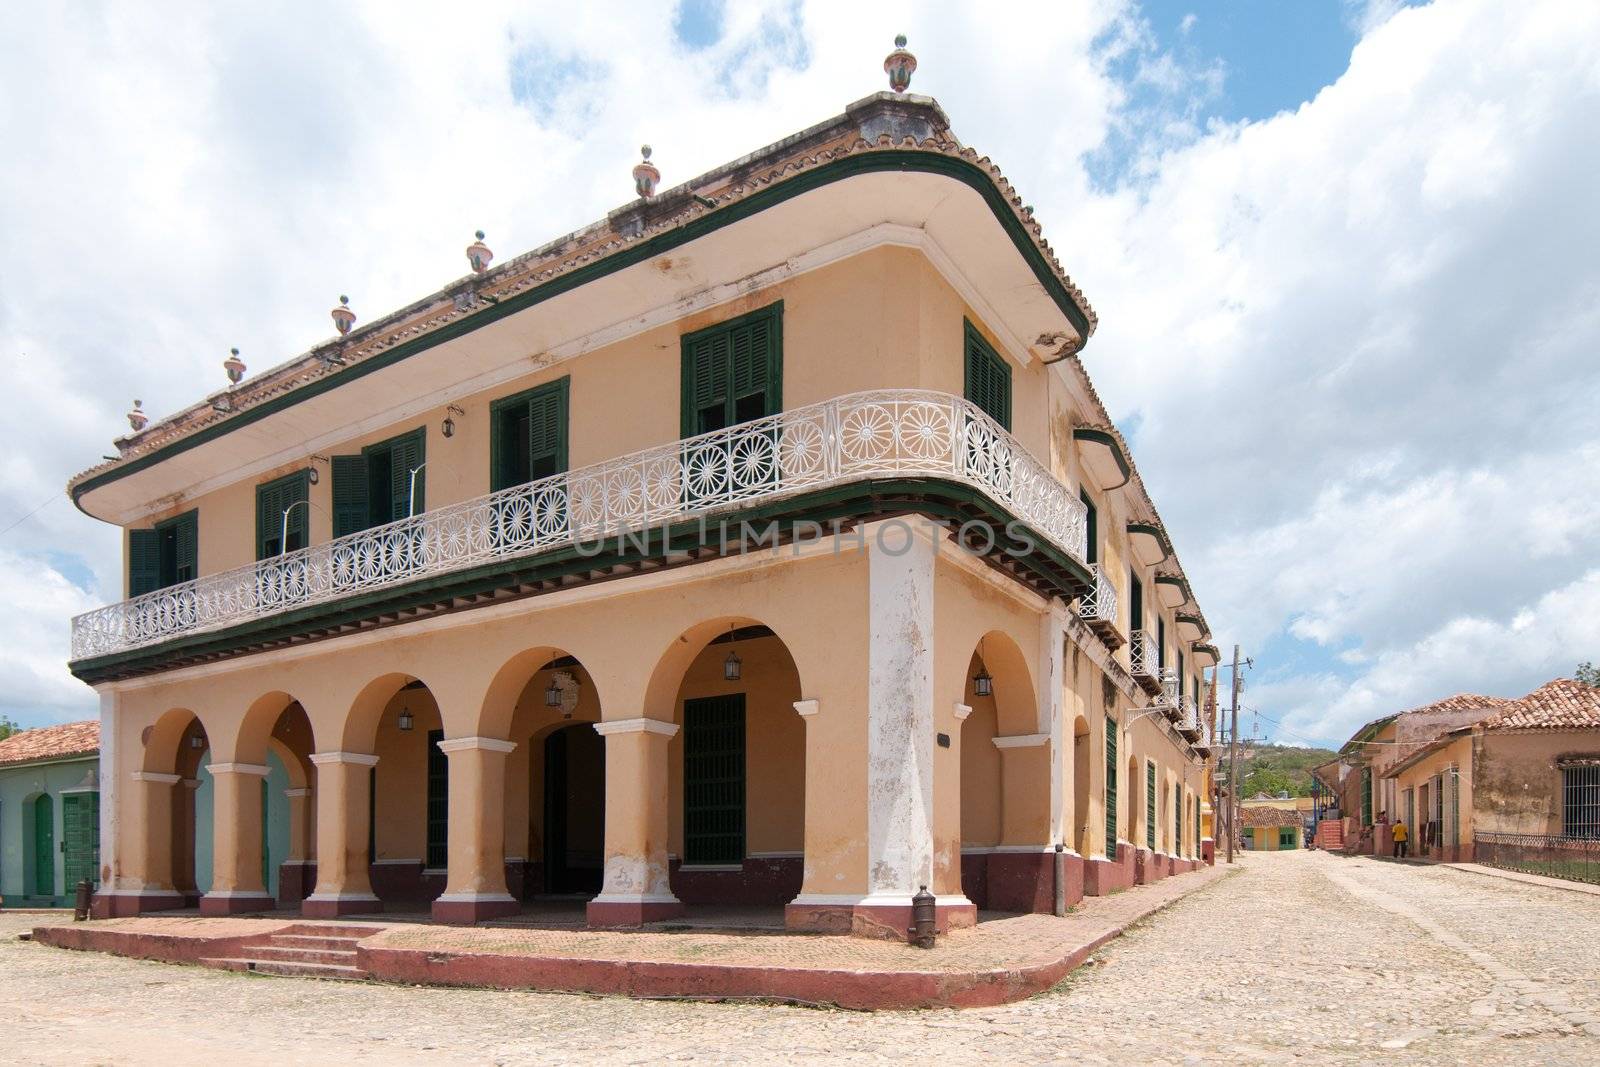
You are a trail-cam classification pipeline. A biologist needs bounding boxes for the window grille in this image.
[1145,762,1157,851]
[1565,764,1600,840]
[684,694,746,864]
[1105,716,1118,860]
[426,729,448,869]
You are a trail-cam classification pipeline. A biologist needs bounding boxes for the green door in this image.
[33,795,55,898]
[62,792,100,890]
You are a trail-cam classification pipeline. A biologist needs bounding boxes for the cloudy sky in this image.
[2,0,1597,745]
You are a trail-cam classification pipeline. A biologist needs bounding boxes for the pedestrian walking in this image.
[1392,817,1409,859]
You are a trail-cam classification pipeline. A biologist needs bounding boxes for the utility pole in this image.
[1227,643,1242,865]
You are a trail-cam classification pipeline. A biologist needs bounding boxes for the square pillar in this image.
[173,778,202,900]
[304,753,379,918]
[102,772,186,917]
[200,762,275,916]
[431,737,520,924]
[587,717,683,926]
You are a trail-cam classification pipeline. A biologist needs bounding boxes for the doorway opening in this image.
[542,723,605,894]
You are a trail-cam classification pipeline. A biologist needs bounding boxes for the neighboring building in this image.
[1385,679,1600,870]
[1239,806,1301,851]
[67,80,1217,935]
[1314,694,1506,853]
[0,722,100,907]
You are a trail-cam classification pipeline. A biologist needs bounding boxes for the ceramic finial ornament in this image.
[884,34,916,93]
[127,399,147,432]
[223,347,246,385]
[330,294,356,335]
[633,145,660,198]
[466,230,493,274]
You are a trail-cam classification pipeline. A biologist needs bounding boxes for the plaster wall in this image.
[0,756,99,903]
[1475,729,1600,836]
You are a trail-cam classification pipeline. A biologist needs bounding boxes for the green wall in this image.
[0,755,99,906]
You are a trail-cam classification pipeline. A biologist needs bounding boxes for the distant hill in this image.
[1221,743,1338,798]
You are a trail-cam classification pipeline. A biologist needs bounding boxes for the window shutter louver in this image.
[681,302,783,436]
[963,321,1011,430]
[388,429,425,521]
[331,455,369,538]
[174,511,198,583]
[1146,762,1157,851]
[1105,715,1119,860]
[256,472,309,559]
[528,385,566,475]
[128,528,160,597]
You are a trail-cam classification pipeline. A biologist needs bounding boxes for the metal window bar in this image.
[1077,562,1118,625]
[1565,765,1600,840]
[1129,630,1158,678]
[73,390,1090,660]
[1105,715,1118,861]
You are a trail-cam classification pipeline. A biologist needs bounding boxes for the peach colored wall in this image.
[960,688,1002,847]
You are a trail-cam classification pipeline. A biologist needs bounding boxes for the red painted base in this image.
[93,891,186,918]
[1201,838,1215,864]
[1084,848,1136,896]
[431,895,522,924]
[784,899,976,941]
[278,861,316,908]
[585,898,686,926]
[670,856,802,905]
[198,893,275,916]
[302,895,382,918]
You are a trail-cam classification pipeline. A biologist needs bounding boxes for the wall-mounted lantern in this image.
[397,706,414,732]
[442,403,464,439]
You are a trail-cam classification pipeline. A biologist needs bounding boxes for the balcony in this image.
[72,390,1090,665]
[1128,630,1161,696]
[1076,562,1122,649]
[1177,695,1203,742]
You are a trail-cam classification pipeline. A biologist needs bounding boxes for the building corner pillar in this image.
[588,717,683,926]
[199,762,275,916]
[304,752,379,918]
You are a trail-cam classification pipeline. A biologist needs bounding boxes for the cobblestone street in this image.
[4,851,1598,1065]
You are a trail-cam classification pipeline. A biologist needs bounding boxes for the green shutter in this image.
[128,528,161,596]
[684,694,746,864]
[1080,490,1098,565]
[491,379,568,491]
[256,471,310,559]
[426,729,448,869]
[385,429,426,521]
[1175,784,1182,855]
[331,454,369,537]
[680,303,783,437]
[1146,762,1157,851]
[1361,767,1373,825]
[172,511,198,583]
[33,795,54,898]
[62,792,99,890]
[1105,715,1118,860]
[963,320,1011,430]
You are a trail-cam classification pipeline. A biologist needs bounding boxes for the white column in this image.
[1041,605,1067,847]
[97,689,117,897]
[864,521,936,902]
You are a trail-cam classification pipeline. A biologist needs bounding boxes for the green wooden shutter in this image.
[426,729,448,869]
[1080,489,1098,565]
[683,331,731,436]
[128,528,161,596]
[1361,767,1373,825]
[1105,716,1118,860]
[33,795,54,898]
[331,455,369,537]
[963,320,1011,430]
[1130,574,1143,630]
[681,303,783,436]
[62,792,100,889]
[256,471,310,559]
[386,429,426,521]
[1174,784,1182,855]
[1146,762,1157,851]
[683,694,746,864]
[173,511,198,583]
[528,383,567,477]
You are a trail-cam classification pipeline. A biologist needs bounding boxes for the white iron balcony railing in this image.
[1129,630,1158,678]
[1077,561,1117,625]
[72,389,1089,660]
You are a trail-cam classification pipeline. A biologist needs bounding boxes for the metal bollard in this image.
[910,885,937,948]
[73,880,92,922]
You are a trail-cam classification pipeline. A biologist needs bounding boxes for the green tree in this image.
[0,715,18,741]
[1578,662,1600,688]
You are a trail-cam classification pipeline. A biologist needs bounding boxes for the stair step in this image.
[280,924,378,938]
[248,945,359,965]
[200,957,367,981]
[267,934,364,951]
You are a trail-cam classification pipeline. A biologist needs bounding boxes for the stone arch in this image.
[228,691,311,766]
[1072,713,1092,855]
[141,706,205,774]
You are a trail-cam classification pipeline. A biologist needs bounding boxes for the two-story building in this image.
[68,80,1215,937]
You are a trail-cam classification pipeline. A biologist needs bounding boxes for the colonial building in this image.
[68,71,1215,936]
[0,721,100,907]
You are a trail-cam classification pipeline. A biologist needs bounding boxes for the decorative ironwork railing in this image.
[1077,562,1117,625]
[72,389,1088,659]
[1129,630,1158,677]
[1475,832,1600,886]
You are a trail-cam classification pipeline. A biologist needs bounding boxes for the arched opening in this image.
[136,708,209,907]
[957,630,1038,913]
[1072,714,1092,855]
[353,676,445,911]
[219,695,316,909]
[1126,754,1140,855]
[540,722,605,895]
[641,617,806,914]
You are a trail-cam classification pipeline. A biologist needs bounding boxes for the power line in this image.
[0,492,61,540]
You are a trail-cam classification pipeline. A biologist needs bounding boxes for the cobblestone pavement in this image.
[4,851,1598,1065]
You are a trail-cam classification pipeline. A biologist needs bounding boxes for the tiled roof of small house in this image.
[1240,806,1301,828]
[0,720,99,768]
[1481,679,1600,731]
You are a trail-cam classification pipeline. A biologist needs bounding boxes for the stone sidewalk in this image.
[34,862,1227,1009]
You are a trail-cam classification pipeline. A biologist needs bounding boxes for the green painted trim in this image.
[72,150,1092,511]
[679,301,784,438]
[70,476,1094,684]
[962,319,1011,431]
[254,470,311,561]
[489,377,570,492]
[1129,523,1173,563]
[1071,428,1131,488]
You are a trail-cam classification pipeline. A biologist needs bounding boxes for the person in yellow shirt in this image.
[1392,818,1410,859]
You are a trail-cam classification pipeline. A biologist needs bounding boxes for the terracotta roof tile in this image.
[0,720,99,768]
[1240,806,1301,828]
[1481,679,1600,731]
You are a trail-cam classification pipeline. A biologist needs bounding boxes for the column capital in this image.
[793,699,820,718]
[952,702,973,721]
[209,762,272,777]
[284,787,312,798]
[310,751,379,767]
[435,736,517,754]
[593,717,679,738]
[129,771,181,784]
[993,733,1050,750]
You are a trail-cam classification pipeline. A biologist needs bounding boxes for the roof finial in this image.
[633,144,660,199]
[330,294,356,336]
[223,347,246,385]
[884,34,916,93]
[126,399,147,433]
[467,230,493,274]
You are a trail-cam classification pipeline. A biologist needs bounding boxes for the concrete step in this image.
[200,957,367,981]
[279,924,377,939]
[266,934,365,951]
[247,945,359,966]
